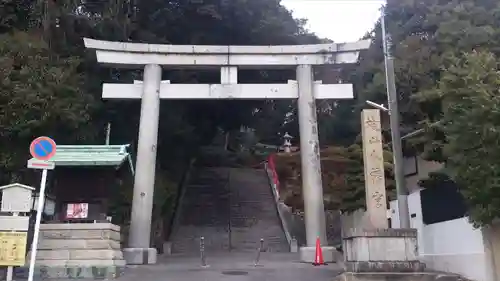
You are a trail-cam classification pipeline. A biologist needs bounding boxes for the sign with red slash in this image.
[26,136,57,281]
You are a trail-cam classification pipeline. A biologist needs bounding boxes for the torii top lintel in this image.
[83,38,371,68]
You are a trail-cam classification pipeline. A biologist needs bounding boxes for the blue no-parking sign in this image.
[29,137,57,161]
[26,136,57,281]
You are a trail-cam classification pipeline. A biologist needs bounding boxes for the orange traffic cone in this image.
[313,237,326,266]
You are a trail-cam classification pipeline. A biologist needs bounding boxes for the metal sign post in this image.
[27,136,56,281]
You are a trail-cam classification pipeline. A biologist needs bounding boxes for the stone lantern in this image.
[283,132,293,153]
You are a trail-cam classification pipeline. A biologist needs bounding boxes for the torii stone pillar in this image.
[84,38,370,264]
[129,64,161,259]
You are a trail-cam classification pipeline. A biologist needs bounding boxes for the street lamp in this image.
[366,100,389,112]
[400,121,442,140]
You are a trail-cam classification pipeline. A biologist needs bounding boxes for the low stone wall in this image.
[343,228,423,272]
[15,223,125,279]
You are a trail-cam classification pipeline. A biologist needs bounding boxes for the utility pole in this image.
[41,0,51,43]
[381,5,410,228]
[105,123,111,145]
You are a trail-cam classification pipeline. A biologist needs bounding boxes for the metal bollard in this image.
[254,238,264,267]
[200,236,208,267]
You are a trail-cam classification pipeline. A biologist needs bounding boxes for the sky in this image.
[281,0,384,43]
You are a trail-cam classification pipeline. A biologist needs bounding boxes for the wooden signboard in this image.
[0,231,28,266]
[0,184,34,213]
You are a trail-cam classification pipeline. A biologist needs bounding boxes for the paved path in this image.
[1,252,342,281]
[121,252,343,281]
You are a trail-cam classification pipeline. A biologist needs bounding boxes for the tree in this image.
[0,31,100,182]
[0,0,320,168]
[430,51,500,227]
[353,0,500,157]
[344,0,500,225]
[274,143,395,213]
[0,0,325,242]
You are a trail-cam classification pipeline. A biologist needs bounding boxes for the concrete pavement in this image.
[2,252,343,281]
[121,252,343,281]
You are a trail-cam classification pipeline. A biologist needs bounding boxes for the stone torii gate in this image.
[84,38,370,264]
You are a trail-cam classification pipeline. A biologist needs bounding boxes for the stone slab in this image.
[344,228,418,262]
[30,259,126,267]
[40,229,121,241]
[299,246,338,263]
[335,272,460,281]
[38,239,121,250]
[343,228,417,238]
[123,247,157,265]
[345,261,426,272]
[72,249,124,260]
[31,249,123,260]
[40,223,120,231]
[22,223,126,279]
[14,265,124,280]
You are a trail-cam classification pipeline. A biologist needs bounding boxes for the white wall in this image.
[339,155,500,280]
[422,218,488,280]
[389,193,490,281]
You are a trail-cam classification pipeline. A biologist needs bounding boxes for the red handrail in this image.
[267,154,280,193]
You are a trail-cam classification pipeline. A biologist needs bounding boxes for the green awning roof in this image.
[28,144,134,174]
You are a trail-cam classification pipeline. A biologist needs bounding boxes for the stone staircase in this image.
[170,168,231,254]
[229,168,289,252]
[169,165,289,254]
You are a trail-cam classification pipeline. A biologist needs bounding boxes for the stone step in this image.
[231,232,285,238]
[232,240,286,245]
[172,243,231,253]
[170,167,288,254]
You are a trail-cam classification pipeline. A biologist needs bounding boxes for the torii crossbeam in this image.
[103,80,354,100]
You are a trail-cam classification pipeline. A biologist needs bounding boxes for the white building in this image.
[389,155,500,281]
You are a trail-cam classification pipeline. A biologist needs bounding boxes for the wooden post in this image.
[4,212,18,281]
